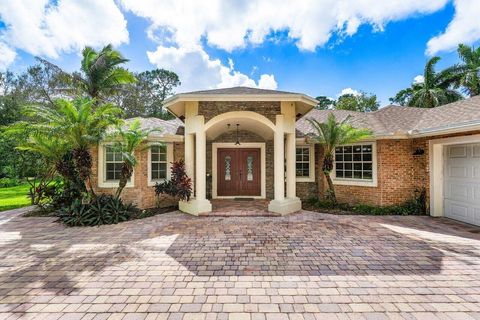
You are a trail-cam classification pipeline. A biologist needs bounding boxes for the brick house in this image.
[92,87,480,227]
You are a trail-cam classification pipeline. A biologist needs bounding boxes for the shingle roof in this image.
[128,96,480,139]
[180,86,300,95]
[125,117,184,136]
[297,96,480,138]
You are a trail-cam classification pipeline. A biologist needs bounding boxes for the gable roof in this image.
[179,86,300,96]
[125,117,184,137]
[163,86,318,119]
[297,96,480,138]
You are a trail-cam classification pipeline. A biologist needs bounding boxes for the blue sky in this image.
[1,1,479,106]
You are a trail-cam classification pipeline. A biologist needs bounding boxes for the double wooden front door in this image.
[217,148,261,196]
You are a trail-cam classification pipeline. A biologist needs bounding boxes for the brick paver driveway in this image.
[1,208,480,320]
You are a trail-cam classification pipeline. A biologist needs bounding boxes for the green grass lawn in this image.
[0,183,32,212]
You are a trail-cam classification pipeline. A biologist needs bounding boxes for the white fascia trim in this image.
[148,134,184,142]
[97,143,135,189]
[211,142,266,199]
[147,142,174,187]
[164,93,318,108]
[296,143,315,182]
[429,133,480,218]
[331,141,378,187]
[410,122,480,138]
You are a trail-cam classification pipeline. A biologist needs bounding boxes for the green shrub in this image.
[0,177,21,188]
[56,194,136,227]
[308,188,427,216]
[155,160,192,202]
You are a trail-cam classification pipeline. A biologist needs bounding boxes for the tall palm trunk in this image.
[115,162,133,199]
[322,153,337,204]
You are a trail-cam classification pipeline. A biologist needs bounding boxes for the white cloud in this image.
[120,0,454,90]
[120,0,449,52]
[0,42,16,71]
[258,74,278,90]
[338,88,360,97]
[413,75,425,84]
[0,0,128,68]
[427,0,480,55]
[147,45,277,92]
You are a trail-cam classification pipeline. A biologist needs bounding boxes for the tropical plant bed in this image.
[304,197,427,216]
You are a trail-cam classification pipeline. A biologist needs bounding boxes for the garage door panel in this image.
[444,143,480,227]
[474,186,480,200]
[445,182,470,201]
[473,145,480,157]
[449,145,467,157]
[475,208,480,225]
[445,200,469,221]
[448,166,468,178]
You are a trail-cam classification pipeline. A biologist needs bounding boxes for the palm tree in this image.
[392,57,463,108]
[308,114,372,204]
[453,44,480,97]
[24,98,123,195]
[74,44,136,101]
[111,119,160,199]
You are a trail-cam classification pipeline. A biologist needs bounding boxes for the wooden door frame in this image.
[212,142,266,199]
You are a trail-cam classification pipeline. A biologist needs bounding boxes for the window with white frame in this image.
[296,146,311,177]
[105,146,123,181]
[150,145,167,180]
[334,144,373,181]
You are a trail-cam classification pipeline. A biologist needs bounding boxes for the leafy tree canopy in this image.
[335,92,379,112]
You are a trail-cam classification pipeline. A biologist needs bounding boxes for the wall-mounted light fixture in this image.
[413,148,425,156]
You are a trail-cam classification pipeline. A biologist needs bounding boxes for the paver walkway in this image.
[0,207,480,319]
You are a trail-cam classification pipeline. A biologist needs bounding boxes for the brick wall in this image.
[199,101,281,124]
[91,142,184,209]
[296,144,322,200]
[319,130,480,208]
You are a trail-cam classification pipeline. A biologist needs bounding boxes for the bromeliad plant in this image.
[308,114,372,204]
[154,160,192,202]
[110,119,160,199]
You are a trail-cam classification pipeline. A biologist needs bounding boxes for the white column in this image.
[268,113,301,215]
[184,133,195,195]
[273,116,285,201]
[195,129,206,201]
[285,133,296,199]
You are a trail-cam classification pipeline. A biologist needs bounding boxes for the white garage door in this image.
[444,143,480,226]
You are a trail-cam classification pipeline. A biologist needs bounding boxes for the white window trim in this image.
[296,144,315,182]
[331,141,378,187]
[147,142,173,186]
[98,143,135,189]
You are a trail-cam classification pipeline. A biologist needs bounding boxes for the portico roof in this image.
[163,86,318,119]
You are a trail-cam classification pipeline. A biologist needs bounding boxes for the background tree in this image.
[391,57,463,108]
[453,44,480,97]
[315,96,336,110]
[73,44,136,101]
[111,69,180,119]
[308,114,372,204]
[335,92,379,112]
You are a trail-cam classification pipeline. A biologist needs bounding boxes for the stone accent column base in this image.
[268,197,302,215]
[179,199,212,216]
